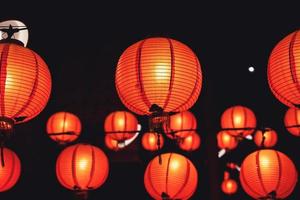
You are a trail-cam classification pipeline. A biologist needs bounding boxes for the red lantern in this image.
[0,147,21,192]
[240,149,298,199]
[142,132,164,151]
[178,131,200,151]
[164,111,197,139]
[254,128,277,148]
[284,107,300,136]
[56,143,109,191]
[144,153,198,200]
[104,135,121,151]
[268,30,300,107]
[221,105,256,137]
[104,111,138,142]
[0,42,51,132]
[46,112,81,144]
[221,172,238,195]
[115,37,202,116]
[217,131,238,150]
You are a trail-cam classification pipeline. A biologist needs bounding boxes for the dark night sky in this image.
[1,1,300,200]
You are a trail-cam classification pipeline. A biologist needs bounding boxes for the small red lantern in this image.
[178,131,200,151]
[254,128,277,148]
[104,111,138,142]
[46,112,81,144]
[164,111,197,139]
[284,107,300,136]
[217,131,238,150]
[221,172,238,195]
[104,135,120,151]
[221,105,256,137]
[0,147,21,192]
[240,149,298,199]
[142,132,164,151]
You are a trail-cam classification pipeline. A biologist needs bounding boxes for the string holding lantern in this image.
[178,131,200,151]
[284,107,300,136]
[254,128,277,148]
[142,132,164,151]
[221,171,238,195]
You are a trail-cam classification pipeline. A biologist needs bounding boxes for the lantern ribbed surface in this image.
[0,147,21,192]
[115,37,202,115]
[217,131,238,150]
[142,132,164,151]
[240,150,298,199]
[221,105,256,137]
[221,179,238,195]
[268,30,300,107]
[254,129,277,148]
[178,131,200,151]
[56,143,109,191]
[46,112,81,144]
[0,43,51,124]
[284,107,300,136]
[144,153,198,200]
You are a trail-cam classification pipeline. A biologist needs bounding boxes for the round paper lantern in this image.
[0,41,51,129]
[221,172,238,195]
[0,147,21,192]
[164,111,197,139]
[115,37,202,116]
[144,153,198,200]
[240,150,298,199]
[254,128,277,148]
[104,111,138,142]
[284,107,300,136]
[178,131,200,151]
[104,135,121,151]
[217,131,238,150]
[56,143,109,191]
[142,132,164,151]
[46,112,81,144]
[268,30,300,107]
[221,105,256,137]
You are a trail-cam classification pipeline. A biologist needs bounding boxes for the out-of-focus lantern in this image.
[221,171,238,195]
[254,128,277,148]
[240,149,298,199]
[144,153,198,200]
[284,107,300,136]
[217,131,238,150]
[104,135,121,151]
[178,131,200,151]
[142,132,164,151]
[46,112,81,144]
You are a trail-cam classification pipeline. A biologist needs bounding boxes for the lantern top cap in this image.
[0,20,29,47]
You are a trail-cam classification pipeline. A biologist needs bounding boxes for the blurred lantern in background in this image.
[46,112,81,144]
[284,107,300,136]
[104,135,121,151]
[240,149,298,200]
[221,171,238,195]
[142,132,164,151]
[178,131,200,151]
[254,128,277,148]
[217,131,238,150]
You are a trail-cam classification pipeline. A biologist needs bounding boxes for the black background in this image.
[1,1,300,199]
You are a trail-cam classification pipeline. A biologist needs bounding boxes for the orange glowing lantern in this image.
[144,153,198,200]
[221,172,238,195]
[142,132,164,151]
[217,131,238,150]
[46,112,81,144]
[164,111,197,139]
[0,147,21,192]
[115,37,202,116]
[104,135,121,151]
[240,149,298,199]
[268,30,300,107]
[221,105,256,137]
[104,111,138,142]
[284,107,300,136]
[178,131,200,151]
[56,143,109,192]
[254,128,277,148]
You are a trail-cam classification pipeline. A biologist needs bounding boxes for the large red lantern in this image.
[115,37,202,116]
[284,107,300,136]
[144,153,198,200]
[178,131,200,151]
[142,132,164,151]
[221,105,256,137]
[164,111,197,139]
[217,131,238,150]
[0,147,21,192]
[221,172,238,195]
[268,30,300,107]
[56,143,109,192]
[104,111,138,142]
[240,149,298,199]
[254,128,277,148]
[46,112,81,144]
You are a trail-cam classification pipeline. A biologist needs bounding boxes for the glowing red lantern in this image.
[46,112,81,144]
[221,105,256,137]
[221,172,238,195]
[104,111,138,142]
[178,131,200,151]
[240,149,298,199]
[254,128,277,148]
[105,135,121,151]
[164,111,197,139]
[115,37,202,116]
[144,153,198,200]
[142,132,164,151]
[0,147,21,192]
[217,131,238,150]
[284,107,300,136]
[268,30,300,107]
